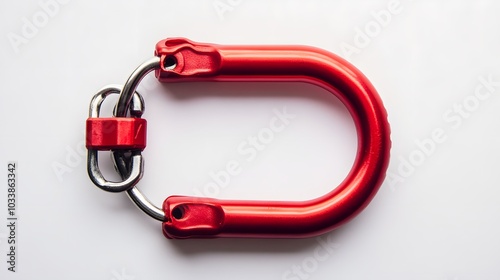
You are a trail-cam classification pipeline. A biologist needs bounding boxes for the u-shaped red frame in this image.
[155,38,391,239]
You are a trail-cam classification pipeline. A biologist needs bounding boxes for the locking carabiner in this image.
[86,38,391,239]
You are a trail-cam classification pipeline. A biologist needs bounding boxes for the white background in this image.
[1,0,500,279]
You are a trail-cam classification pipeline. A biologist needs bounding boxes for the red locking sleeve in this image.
[86,118,147,151]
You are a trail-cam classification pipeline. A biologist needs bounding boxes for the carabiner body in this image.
[152,38,391,239]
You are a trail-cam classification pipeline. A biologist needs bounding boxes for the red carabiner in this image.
[86,38,390,239]
[153,38,391,239]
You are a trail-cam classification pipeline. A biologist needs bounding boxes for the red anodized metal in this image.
[86,118,147,151]
[154,38,391,239]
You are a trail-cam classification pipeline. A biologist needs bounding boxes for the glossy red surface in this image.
[86,118,147,151]
[155,38,391,239]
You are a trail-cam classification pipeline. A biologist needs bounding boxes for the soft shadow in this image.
[164,225,351,257]
[156,81,349,114]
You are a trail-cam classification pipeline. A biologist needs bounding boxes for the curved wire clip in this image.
[86,38,391,239]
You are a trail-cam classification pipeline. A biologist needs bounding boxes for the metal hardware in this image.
[86,85,145,193]
[111,56,166,221]
[112,150,165,221]
[115,57,160,117]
